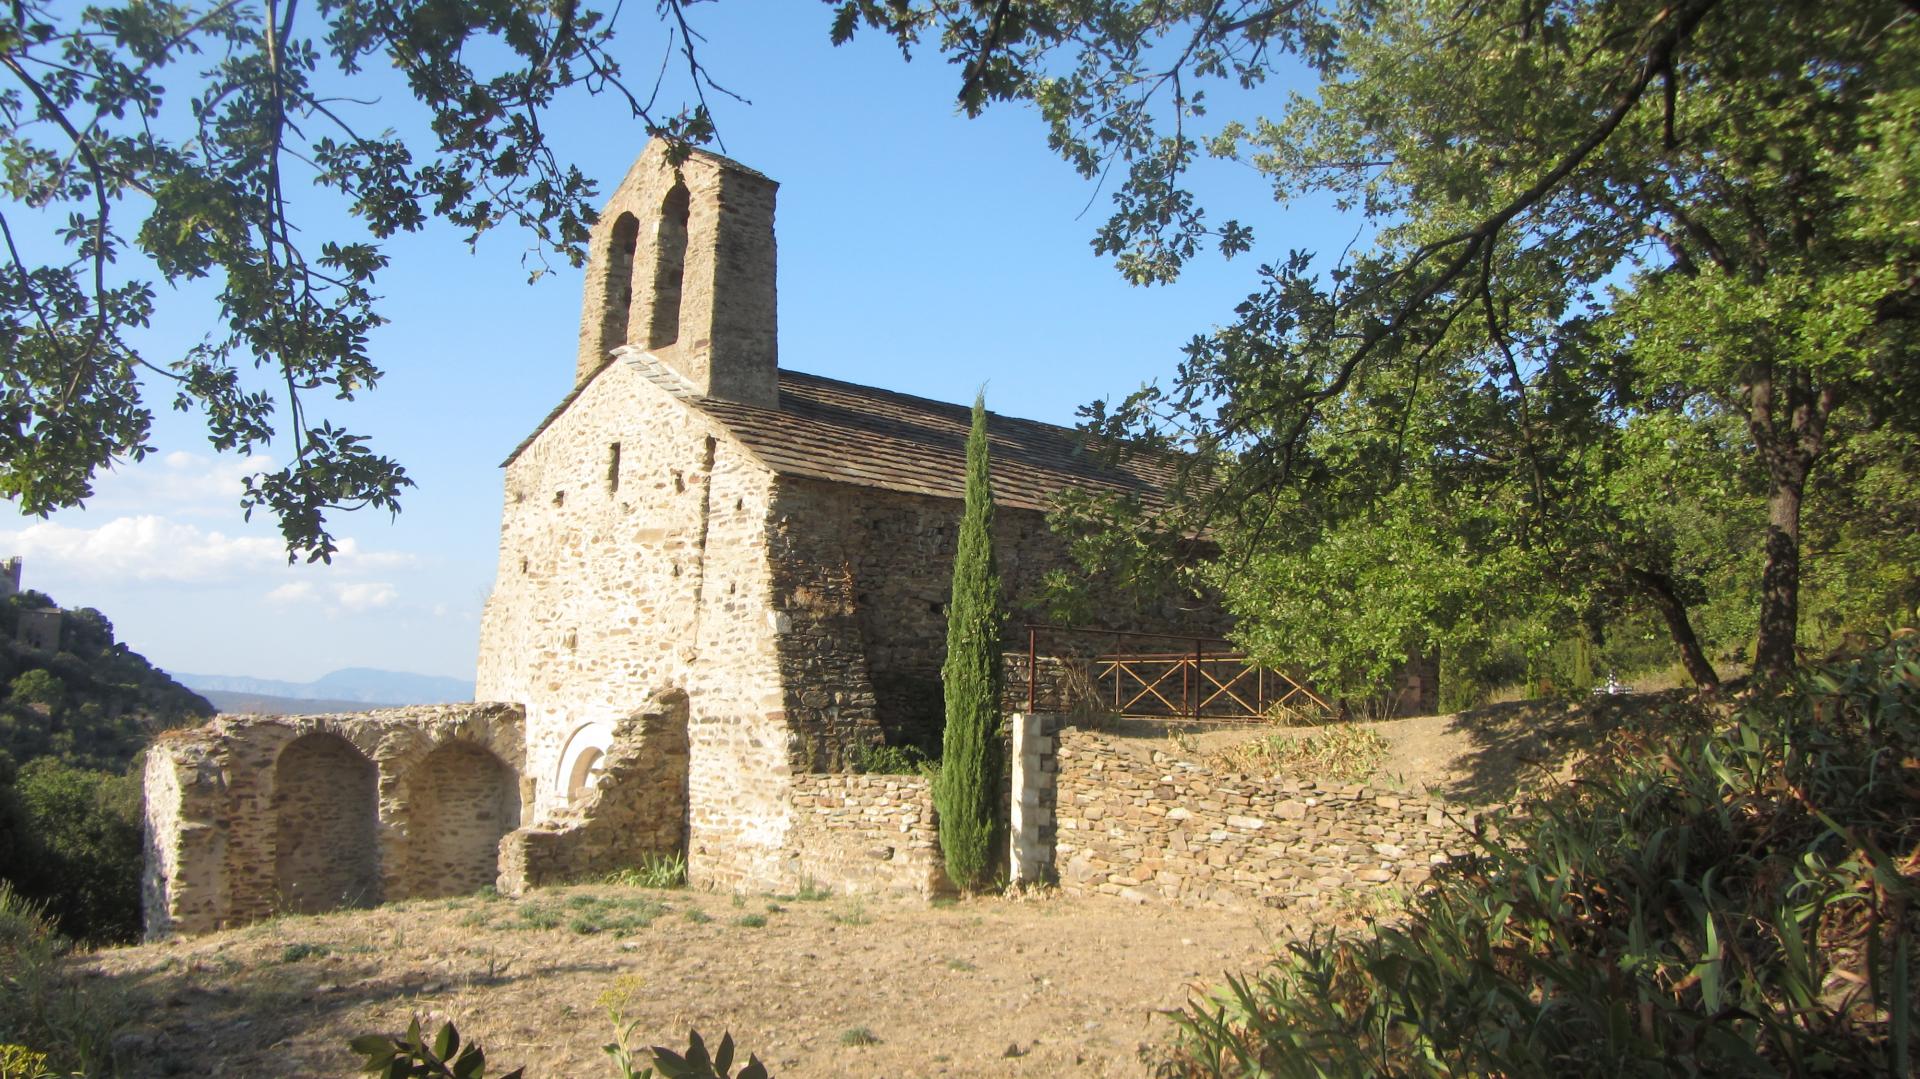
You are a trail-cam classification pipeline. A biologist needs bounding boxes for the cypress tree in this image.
[935,392,1004,891]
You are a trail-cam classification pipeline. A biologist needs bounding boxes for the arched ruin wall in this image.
[142,702,525,938]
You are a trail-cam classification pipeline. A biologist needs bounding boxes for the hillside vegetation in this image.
[0,589,213,943]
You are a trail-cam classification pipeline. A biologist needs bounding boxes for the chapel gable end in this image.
[575,140,778,408]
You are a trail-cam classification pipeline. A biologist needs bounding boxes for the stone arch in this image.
[596,211,641,358]
[647,184,690,350]
[558,720,615,807]
[403,740,521,898]
[273,732,379,914]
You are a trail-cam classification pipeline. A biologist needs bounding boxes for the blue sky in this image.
[2,4,1351,683]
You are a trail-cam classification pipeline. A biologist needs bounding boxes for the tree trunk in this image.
[1631,567,1720,689]
[1752,458,1809,682]
[1747,368,1836,684]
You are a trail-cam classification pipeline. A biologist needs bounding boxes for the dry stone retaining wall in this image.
[1046,727,1479,910]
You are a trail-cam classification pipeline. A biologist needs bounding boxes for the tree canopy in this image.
[844,0,1920,688]
[1,0,728,559]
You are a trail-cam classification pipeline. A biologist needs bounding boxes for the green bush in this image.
[0,760,143,943]
[850,743,938,777]
[1166,636,1920,1076]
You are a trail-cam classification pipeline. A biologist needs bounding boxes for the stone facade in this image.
[1029,726,1482,910]
[141,704,524,937]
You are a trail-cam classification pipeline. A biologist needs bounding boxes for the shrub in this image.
[0,883,129,1076]
[1164,637,1920,1076]
[849,743,938,777]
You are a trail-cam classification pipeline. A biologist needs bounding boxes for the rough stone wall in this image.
[574,142,778,407]
[499,689,691,892]
[766,476,1231,762]
[1050,729,1477,910]
[786,773,951,899]
[141,703,525,938]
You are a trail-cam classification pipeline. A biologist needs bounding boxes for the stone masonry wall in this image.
[1052,728,1478,910]
[142,704,525,938]
[499,689,691,893]
[786,773,951,899]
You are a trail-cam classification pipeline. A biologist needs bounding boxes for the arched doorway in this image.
[273,733,379,914]
[404,741,520,898]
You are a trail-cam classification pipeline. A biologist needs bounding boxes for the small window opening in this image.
[647,185,690,349]
[599,213,640,357]
[606,442,622,493]
[552,490,565,507]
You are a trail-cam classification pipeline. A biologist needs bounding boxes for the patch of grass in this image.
[764,902,785,914]
[513,904,563,931]
[732,914,767,929]
[944,957,977,972]
[682,908,712,924]
[930,896,959,909]
[827,897,869,926]
[279,942,330,963]
[1208,723,1390,783]
[602,852,687,890]
[839,1027,880,1047]
[457,910,493,929]
[554,893,668,935]
[795,878,832,902]
[730,892,745,909]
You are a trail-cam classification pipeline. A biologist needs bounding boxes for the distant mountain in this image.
[174,667,475,707]
[196,689,390,716]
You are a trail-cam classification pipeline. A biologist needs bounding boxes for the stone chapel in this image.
[141,141,1238,935]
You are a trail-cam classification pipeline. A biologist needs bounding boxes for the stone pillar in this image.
[1008,712,1060,886]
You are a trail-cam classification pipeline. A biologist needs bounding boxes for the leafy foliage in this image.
[844,0,1920,688]
[0,0,731,558]
[352,1018,524,1079]
[850,742,939,777]
[934,392,1005,891]
[1163,635,1920,1076]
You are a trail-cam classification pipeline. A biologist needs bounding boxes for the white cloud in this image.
[265,581,318,605]
[0,515,415,587]
[0,516,285,583]
[333,581,397,612]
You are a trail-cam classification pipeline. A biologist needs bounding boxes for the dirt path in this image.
[84,887,1287,1078]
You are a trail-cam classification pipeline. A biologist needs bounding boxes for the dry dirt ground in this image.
[81,887,1289,1078]
[77,696,1653,1078]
